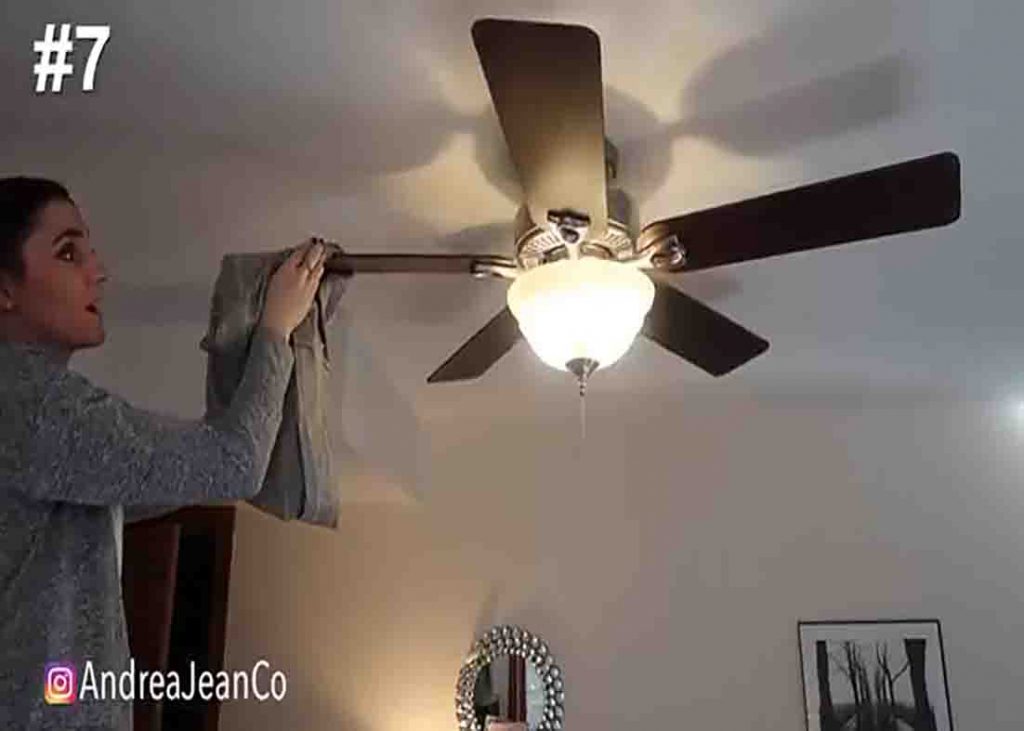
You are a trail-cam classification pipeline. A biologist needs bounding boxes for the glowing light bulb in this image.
[507,258,655,372]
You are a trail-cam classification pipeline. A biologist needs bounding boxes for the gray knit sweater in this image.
[0,328,294,729]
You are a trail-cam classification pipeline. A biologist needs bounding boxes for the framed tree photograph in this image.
[798,619,954,731]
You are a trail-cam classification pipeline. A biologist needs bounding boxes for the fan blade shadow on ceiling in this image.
[684,56,910,156]
[616,55,911,201]
[0,0,492,200]
[614,0,913,201]
[435,220,513,255]
[473,52,909,212]
[328,309,430,500]
[682,0,904,111]
[374,221,515,325]
[0,99,470,202]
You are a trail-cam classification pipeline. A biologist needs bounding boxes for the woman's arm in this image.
[4,327,294,506]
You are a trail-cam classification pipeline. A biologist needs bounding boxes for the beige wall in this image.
[219,390,1024,730]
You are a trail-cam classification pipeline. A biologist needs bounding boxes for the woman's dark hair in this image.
[0,177,73,279]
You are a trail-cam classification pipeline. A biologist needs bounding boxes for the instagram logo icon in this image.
[44,662,77,705]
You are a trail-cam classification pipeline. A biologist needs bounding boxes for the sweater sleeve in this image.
[123,504,180,523]
[8,328,294,506]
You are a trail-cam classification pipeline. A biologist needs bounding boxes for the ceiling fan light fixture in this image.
[507,257,655,372]
[333,20,960,387]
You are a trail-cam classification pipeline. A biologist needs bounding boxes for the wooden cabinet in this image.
[122,506,236,731]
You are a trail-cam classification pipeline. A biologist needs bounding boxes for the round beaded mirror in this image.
[455,625,565,731]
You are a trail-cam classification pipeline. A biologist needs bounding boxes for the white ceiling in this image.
[2,0,1021,411]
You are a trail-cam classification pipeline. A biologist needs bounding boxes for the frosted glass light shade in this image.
[507,257,655,371]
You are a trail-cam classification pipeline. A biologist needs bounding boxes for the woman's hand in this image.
[259,238,329,340]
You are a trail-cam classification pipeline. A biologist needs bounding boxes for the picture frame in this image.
[798,619,953,731]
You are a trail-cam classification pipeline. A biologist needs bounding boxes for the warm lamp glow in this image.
[507,257,655,372]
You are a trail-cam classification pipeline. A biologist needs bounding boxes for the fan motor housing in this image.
[513,138,640,269]
[513,187,637,269]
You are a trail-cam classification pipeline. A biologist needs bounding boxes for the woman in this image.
[0,176,328,729]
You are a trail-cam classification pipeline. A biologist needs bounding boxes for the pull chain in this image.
[579,386,587,446]
[567,357,597,460]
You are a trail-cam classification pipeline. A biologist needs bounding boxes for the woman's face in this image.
[0,199,107,349]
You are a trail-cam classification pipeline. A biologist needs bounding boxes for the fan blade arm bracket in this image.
[632,228,689,272]
[471,257,520,280]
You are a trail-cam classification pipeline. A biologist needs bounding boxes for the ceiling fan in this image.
[323,18,961,390]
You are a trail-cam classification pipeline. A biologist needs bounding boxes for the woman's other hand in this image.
[259,238,329,340]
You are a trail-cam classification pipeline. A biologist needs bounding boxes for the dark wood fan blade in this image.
[639,152,961,271]
[472,18,608,234]
[326,253,512,275]
[427,307,521,383]
[642,283,768,376]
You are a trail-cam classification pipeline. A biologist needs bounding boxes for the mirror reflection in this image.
[472,654,545,730]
